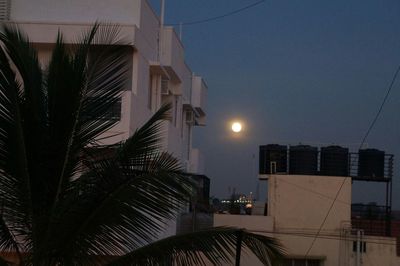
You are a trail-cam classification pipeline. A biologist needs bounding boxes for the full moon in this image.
[231,122,242,133]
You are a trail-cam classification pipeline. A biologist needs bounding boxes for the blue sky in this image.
[150,0,400,207]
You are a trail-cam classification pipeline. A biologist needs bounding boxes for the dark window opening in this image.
[352,241,367,253]
[83,97,122,122]
[281,259,321,266]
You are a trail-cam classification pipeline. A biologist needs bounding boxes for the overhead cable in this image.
[168,0,266,26]
[304,63,400,258]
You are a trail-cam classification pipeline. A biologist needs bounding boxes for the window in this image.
[83,97,122,122]
[107,99,122,121]
[353,241,367,253]
[161,77,169,95]
[282,259,321,266]
[0,0,10,21]
[174,96,178,127]
[148,73,153,109]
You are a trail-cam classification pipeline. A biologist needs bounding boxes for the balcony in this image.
[189,148,205,175]
[352,203,393,237]
[349,153,393,181]
[191,76,207,125]
[160,26,185,83]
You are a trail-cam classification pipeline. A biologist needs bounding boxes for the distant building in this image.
[2,0,207,238]
[214,144,400,266]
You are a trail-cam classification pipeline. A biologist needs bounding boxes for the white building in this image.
[2,0,206,171]
[1,0,207,237]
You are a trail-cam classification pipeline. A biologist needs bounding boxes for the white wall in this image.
[189,149,204,174]
[268,174,351,231]
[346,235,400,266]
[11,0,142,25]
[214,214,274,232]
[268,174,351,266]
[214,175,400,266]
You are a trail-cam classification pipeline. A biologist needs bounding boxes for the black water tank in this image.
[358,149,385,178]
[320,146,349,176]
[289,145,318,175]
[259,144,287,174]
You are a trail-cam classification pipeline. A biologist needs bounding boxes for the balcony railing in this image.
[352,203,392,236]
[259,148,394,181]
[348,153,393,181]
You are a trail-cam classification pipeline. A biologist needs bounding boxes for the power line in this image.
[252,229,398,246]
[304,63,400,258]
[360,64,400,146]
[304,178,348,258]
[167,0,266,26]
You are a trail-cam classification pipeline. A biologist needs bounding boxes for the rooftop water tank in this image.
[259,144,287,174]
[358,149,385,178]
[320,145,349,176]
[289,145,318,175]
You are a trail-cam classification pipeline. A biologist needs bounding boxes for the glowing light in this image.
[231,122,242,133]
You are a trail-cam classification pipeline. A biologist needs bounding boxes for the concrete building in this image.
[1,0,207,237]
[2,0,206,170]
[214,145,400,266]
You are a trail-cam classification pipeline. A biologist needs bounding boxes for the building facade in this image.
[2,0,206,172]
[214,145,400,266]
[2,0,207,237]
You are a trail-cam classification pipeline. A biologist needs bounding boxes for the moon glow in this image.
[231,122,242,133]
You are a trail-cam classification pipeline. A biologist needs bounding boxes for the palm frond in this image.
[78,24,131,145]
[0,24,45,126]
[48,23,132,204]
[117,103,172,163]
[0,255,13,266]
[0,27,33,251]
[38,104,192,263]
[0,27,46,199]
[34,24,134,262]
[106,227,285,266]
[0,214,22,258]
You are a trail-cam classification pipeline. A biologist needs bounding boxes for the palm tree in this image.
[0,24,284,265]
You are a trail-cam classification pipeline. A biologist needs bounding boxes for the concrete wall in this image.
[360,236,400,266]
[341,234,400,266]
[213,175,400,266]
[191,75,207,125]
[11,0,142,25]
[189,149,204,174]
[268,175,351,231]
[212,215,276,266]
[267,174,351,266]
[214,214,274,232]
[10,0,206,174]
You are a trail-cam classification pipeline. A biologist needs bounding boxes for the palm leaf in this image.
[34,24,133,262]
[0,255,13,266]
[0,26,34,253]
[0,214,22,260]
[38,104,192,264]
[106,227,285,266]
[49,23,131,202]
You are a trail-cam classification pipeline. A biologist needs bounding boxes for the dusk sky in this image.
[150,0,400,208]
